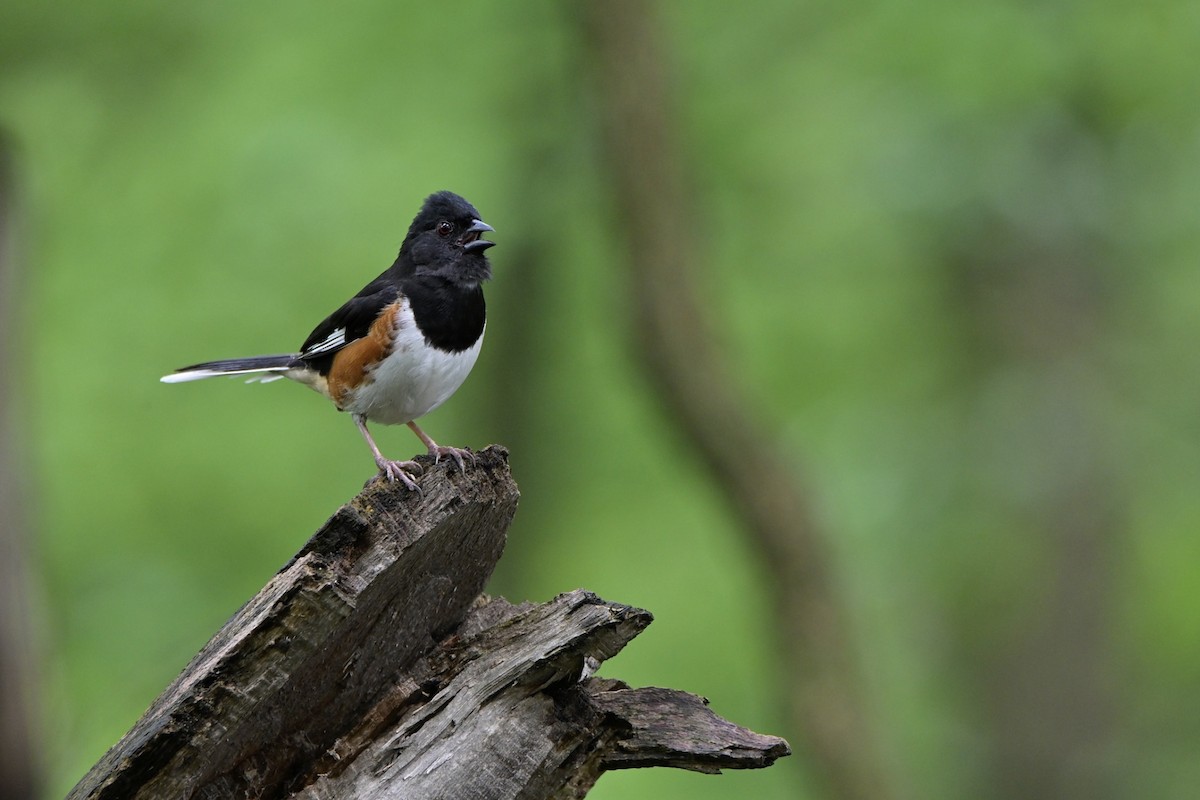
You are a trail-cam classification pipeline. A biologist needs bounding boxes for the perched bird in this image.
[162,190,495,490]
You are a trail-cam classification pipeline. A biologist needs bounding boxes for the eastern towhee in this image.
[162,190,495,490]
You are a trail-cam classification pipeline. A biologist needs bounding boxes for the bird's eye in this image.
[436,221,454,237]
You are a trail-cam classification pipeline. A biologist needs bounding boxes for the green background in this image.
[3,1,1199,798]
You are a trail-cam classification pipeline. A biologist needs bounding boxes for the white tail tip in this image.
[160,370,222,383]
[161,367,290,384]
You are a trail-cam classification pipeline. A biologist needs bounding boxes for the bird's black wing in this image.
[296,273,400,375]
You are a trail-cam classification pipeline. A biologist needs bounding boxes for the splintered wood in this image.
[69,446,789,799]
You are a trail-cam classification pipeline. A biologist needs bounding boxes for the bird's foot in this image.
[375,457,424,492]
[428,445,476,473]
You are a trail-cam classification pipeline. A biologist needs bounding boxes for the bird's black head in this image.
[397,191,495,286]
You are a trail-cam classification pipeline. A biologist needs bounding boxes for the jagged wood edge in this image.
[69,443,790,800]
[296,592,789,799]
[69,446,519,800]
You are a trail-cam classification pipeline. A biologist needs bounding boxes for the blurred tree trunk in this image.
[0,132,41,800]
[474,71,568,594]
[946,120,1119,800]
[575,4,895,800]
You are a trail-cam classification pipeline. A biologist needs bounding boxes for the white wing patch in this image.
[302,327,348,357]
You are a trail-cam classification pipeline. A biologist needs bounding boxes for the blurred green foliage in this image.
[3,1,1200,798]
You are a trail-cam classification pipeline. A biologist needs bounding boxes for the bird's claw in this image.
[376,458,423,492]
[429,445,476,473]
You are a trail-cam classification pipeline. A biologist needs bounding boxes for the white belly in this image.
[342,302,483,426]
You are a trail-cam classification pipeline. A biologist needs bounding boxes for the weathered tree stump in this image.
[69,446,790,799]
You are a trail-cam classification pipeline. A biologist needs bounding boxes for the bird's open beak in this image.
[463,219,496,253]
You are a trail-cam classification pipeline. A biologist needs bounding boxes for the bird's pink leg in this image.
[407,421,476,473]
[354,414,423,490]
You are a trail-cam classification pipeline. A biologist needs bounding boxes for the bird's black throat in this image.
[402,275,486,353]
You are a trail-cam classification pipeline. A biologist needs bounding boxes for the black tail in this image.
[160,354,298,383]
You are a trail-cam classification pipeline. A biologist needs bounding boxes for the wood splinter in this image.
[69,446,790,799]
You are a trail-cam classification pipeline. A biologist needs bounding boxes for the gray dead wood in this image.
[68,445,789,799]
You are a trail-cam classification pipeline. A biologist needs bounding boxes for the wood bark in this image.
[69,446,789,799]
